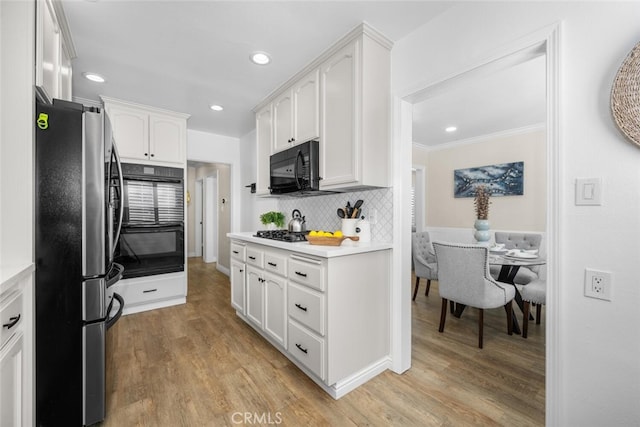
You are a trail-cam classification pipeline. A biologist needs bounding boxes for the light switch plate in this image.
[575,178,602,206]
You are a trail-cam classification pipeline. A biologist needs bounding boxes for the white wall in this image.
[416,128,546,231]
[393,2,640,426]
[187,129,241,235]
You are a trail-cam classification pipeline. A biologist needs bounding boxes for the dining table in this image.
[453,249,546,335]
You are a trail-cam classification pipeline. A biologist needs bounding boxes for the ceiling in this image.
[62,1,545,147]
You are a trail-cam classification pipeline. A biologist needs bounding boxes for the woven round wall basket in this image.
[611,41,640,147]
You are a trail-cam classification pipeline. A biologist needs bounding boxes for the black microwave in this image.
[270,140,334,196]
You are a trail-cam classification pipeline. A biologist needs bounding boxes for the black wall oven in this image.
[114,163,185,279]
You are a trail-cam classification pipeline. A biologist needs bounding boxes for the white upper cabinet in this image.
[36,0,75,103]
[273,69,320,154]
[320,42,357,187]
[273,90,294,152]
[253,24,391,193]
[102,97,189,167]
[255,104,273,195]
[293,69,320,145]
[320,32,391,190]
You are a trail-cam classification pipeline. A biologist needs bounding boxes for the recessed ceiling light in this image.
[445,126,457,133]
[250,52,271,65]
[210,104,224,111]
[83,72,105,83]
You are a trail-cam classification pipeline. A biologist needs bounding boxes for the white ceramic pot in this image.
[355,219,371,243]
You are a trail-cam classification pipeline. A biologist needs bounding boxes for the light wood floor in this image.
[100,258,544,426]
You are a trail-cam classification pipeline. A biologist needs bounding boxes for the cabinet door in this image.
[255,104,273,195]
[293,69,320,144]
[59,39,73,101]
[149,114,185,164]
[246,266,264,328]
[230,260,246,314]
[0,334,24,427]
[264,272,286,348]
[108,106,149,161]
[36,0,60,102]
[320,41,358,187]
[273,90,294,152]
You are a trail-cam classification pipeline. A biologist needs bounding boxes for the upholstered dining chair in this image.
[517,278,546,338]
[412,232,438,301]
[433,242,515,348]
[491,232,543,285]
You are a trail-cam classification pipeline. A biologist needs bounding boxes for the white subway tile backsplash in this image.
[278,188,393,242]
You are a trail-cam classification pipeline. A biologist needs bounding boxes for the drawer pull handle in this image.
[268,262,277,267]
[233,250,239,254]
[295,303,308,312]
[143,289,158,293]
[249,256,256,260]
[295,343,308,354]
[3,314,21,330]
[295,271,307,278]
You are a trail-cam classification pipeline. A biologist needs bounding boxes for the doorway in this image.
[395,24,560,423]
[203,174,218,263]
[194,179,203,257]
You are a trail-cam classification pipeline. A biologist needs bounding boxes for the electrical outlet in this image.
[584,269,612,301]
[369,209,378,225]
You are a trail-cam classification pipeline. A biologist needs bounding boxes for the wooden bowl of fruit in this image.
[306,230,359,246]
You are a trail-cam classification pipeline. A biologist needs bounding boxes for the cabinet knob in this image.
[144,153,148,156]
[150,154,155,157]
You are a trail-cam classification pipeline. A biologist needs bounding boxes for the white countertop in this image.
[227,232,393,258]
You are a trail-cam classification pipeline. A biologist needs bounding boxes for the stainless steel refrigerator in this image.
[35,99,125,426]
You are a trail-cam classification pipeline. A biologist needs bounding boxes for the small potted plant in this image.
[473,185,491,243]
[259,211,285,229]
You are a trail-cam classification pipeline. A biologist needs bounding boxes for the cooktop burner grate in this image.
[254,229,309,242]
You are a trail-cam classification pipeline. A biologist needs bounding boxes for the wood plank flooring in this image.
[100,258,544,426]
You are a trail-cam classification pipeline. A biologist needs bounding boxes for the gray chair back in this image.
[494,232,541,251]
[433,242,514,308]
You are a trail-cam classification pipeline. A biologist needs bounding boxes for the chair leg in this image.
[478,309,484,349]
[449,300,455,314]
[412,277,420,301]
[536,304,542,325]
[522,301,530,339]
[425,279,431,296]
[504,300,513,336]
[439,298,448,333]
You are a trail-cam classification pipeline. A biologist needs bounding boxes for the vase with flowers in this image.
[473,185,492,244]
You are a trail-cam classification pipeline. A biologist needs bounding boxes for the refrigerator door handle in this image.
[111,142,124,258]
[106,293,124,330]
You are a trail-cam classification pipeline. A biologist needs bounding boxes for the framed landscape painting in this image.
[454,161,524,198]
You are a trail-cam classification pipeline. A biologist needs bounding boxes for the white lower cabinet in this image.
[0,333,25,427]
[230,260,246,314]
[246,265,264,328]
[263,272,286,347]
[108,272,186,315]
[0,266,34,427]
[228,238,391,399]
[241,245,288,348]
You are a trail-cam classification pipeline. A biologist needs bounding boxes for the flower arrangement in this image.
[259,211,285,228]
[473,185,491,220]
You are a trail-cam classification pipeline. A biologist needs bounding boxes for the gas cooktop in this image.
[254,229,309,242]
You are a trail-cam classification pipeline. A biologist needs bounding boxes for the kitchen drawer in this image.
[0,291,23,349]
[264,252,287,277]
[112,277,184,307]
[246,247,264,268]
[230,241,246,262]
[288,320,325,381]
[288,256,324,291]
[288,282,324,336]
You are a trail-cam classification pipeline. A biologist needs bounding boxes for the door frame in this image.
[203,173,218,263]
[391,23,561,425]
[194,179,203,257]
